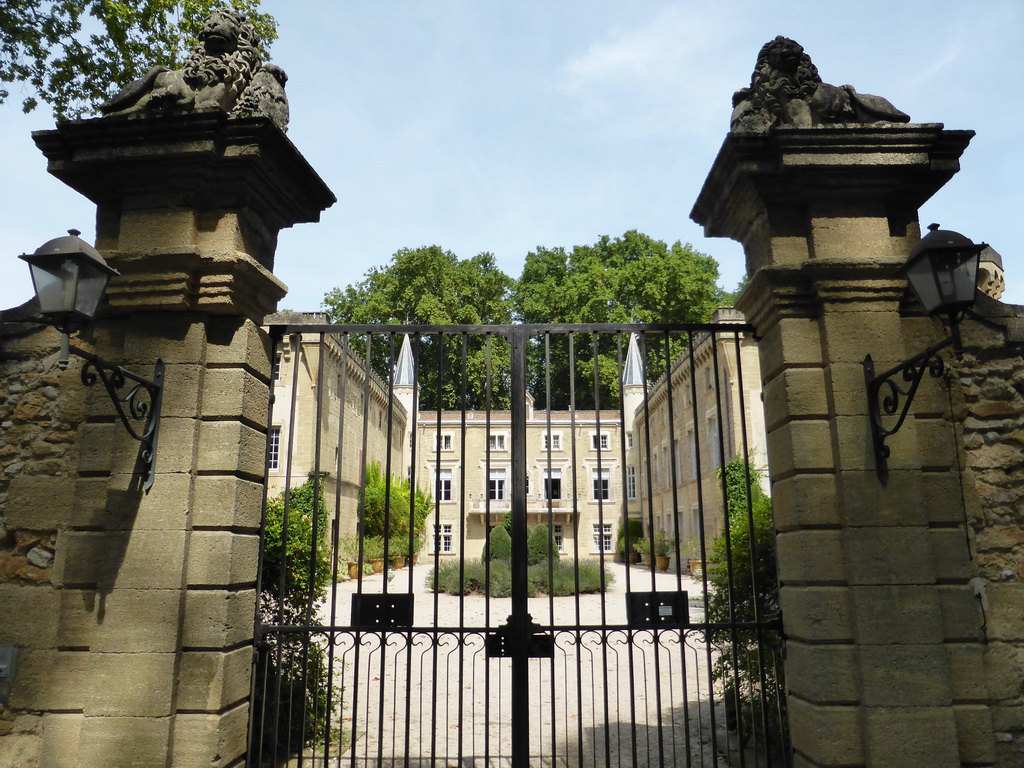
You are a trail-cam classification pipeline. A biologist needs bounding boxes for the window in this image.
[553,524,564,553]
[626,431,634,449]
[705,367,715,390]
[268,427,281,471]
[488,469,506,500]
[542,433,561,450]
[437,469,452,502]
[592,469,610,501]
[433,523,453,554]
[272,353,282,382]
[708,416,721,469]
[436,434,452,451]
[627,466,637,500]
[591,433,610,451]
[687,429,697,477]
[489,434,506,451]
[544,469,562,500]
[592,523,613,553]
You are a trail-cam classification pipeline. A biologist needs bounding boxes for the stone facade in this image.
[633,307,767,549]
[263,316,409,543]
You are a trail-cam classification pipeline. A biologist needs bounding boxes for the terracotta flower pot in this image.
[688,559,704,579]
[348,561,360,580]
[628,552,640,565]
[391,555,406,569]
[370,558,385,574]
[656,555,670,572]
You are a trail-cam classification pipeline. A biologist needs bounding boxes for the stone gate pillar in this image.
[15,113,334,767]
[692,125,991,767]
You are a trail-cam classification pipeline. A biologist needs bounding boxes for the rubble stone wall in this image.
[955,297,1024,766]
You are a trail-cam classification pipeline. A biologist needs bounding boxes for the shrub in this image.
[527,523,559,565]
[361,460,430,546]
[481,525,512,562]
[430,558,611,597]
[254,475,335,757]
[708,458,786,754]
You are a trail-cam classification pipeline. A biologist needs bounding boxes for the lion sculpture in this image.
[99,7,289,132]
[731,36,909,133]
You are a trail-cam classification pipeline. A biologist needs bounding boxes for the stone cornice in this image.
[101,247,287,322]
[690,124,974,272]
[33,113,335,232]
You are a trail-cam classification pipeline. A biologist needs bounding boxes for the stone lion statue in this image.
[99,7,289,132]
[731,36,909,133]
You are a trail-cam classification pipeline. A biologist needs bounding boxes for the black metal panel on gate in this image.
[625,590,690,628]
[485,614,554,658]
[351,593,414,628]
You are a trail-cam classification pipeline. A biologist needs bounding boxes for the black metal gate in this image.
[248,321,789,767]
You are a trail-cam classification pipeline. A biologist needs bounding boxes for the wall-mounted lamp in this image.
[19,230,164,490]
[863,224,986,482]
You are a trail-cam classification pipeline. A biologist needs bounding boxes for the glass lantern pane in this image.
[74,261,111,319]
[904,255,942,314]
[951,251,980,305]
[30,259,79,315]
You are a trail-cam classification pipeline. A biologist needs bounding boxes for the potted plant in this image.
[410,533,423,566]
[389,537,407,569]
[684,538,704,579]
[364,535,386,573]
[339,536,362,580]
[633,536,650,564]
[653,530,672,572]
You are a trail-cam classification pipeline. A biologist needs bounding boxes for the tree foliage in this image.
[323,246,516,410]
[514,231,725,408]
[360,460,431,553]
[1,1,276,120]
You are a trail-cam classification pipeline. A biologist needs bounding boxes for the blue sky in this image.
[2,0,1021,312]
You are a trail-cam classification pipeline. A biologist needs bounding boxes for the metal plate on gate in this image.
[351,593,414,628]
[486,614,554,658]
[626,591,689,628]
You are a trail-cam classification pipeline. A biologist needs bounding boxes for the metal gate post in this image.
[509,325,530,767]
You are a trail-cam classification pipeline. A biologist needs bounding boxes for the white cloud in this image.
[556,6,742,142]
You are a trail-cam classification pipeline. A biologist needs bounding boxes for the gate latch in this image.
[351,593,414,629]
[486,614,553,658]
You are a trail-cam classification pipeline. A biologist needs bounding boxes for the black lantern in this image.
[863,223,986,482]
[18,230,163,491]
[18,229,119,332]
[900,223,986,317]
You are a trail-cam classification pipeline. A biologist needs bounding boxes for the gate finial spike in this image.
[394,333,415,387]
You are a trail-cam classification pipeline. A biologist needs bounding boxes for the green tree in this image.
[527,523,559,566]
[360,460,431,554]
[1,1,276,120]
[514,231,725,408]
[707,458,786,753]
[255,474,333,756]
[323,246,515,410]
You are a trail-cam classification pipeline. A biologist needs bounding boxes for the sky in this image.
[2,0,1021,313]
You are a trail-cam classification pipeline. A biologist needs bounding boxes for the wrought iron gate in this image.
[248,320,789,767]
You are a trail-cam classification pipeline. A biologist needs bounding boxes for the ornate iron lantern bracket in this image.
[65,340,164,491]
[863,335,952,482]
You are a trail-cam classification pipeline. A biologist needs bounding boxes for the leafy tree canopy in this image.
[1,1,276,120]
[514,231,726,408]
[323,246,515,410]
